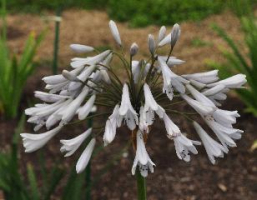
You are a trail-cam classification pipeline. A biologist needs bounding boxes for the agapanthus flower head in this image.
[21,20,247,178]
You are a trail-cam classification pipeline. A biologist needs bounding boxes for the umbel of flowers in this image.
[21,21,246,180]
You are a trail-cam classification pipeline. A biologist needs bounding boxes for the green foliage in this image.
[6,0,109,13]
[6,0,226,27]
[108,0,224,27]
[0,116,64,200]
[0,2,45,119]
[209,1,257,116]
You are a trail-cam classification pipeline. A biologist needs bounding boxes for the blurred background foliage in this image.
[5,0,256,27]
[208,0,257,117]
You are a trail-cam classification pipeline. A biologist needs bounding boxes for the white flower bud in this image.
[148,34,155,55]
[109,20,122,46]
[76,138,96,173]
[130,43,139,56]
[158,26,166,42]
[170,23,181,47]
[70,44,94,53]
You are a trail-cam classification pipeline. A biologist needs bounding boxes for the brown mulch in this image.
[0,8,257,200]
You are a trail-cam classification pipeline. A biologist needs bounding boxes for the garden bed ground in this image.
[1,9,257,200]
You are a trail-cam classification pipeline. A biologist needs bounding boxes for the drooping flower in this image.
[21,125,63,153]
[103,105,122,146]
[76,138,96,174]
[163,113,181,138]
[119,84,138,130]
[60,128,92,157]
[173,133,201,162]
[78,95,96,120]
[193,121,228,164]
[131,130,155,177]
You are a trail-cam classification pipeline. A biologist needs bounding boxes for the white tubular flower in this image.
[60,128,92,157]
[109,20,122,46]
[159,57,187,95]
[103,120,116,146]
[186,84,216,107]
[78,95,96,120]
[25,99,65,117]
[131,130,155,177]
[182,70,219,84]
[213,109,239,127]
[173,133,201,162]
[61,86,89,124]
[143,83,158,111]
[21,125,63,153]
[42,74,66,85]
[158,26,166,43]
[163,56,185,67]
[71,50,111,68]
[132,61,140,83]
[204,117,243,150]
[182,94,214,115]
[143,83,165,120]
[202,84,226,96]
[62,70,80,82]
[46,99,73,130]
[77,65,96,82]
[100,53,113,68]
[119,84,138,130]
[148,34,155,55]
[189,79,206,90]
[76,138,96,174]
[46,81,69,94]
[139,106,149,133]
[34,91,69,103]
[193,121,228,164]
[208,74,247,89]
[103,105,122,146]
[130,43,139,56]
[99,69,111,84]
[70,44,94,53]
[163,113,181,138]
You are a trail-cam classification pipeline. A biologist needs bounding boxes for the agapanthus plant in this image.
[21,20,247,199]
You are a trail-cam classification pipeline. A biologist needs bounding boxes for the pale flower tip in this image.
[76,138,96,174]
[109,20,122,46]
[158,26,166,42]
[70,44,94,53]
[148,34,155,55]
[170,23,181,47]
[130,42,139,56]
[62,70,79,81]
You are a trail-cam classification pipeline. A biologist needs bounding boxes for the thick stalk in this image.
[136,169,147,200]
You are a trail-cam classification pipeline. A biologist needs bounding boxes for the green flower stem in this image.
[136,169,147,200]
